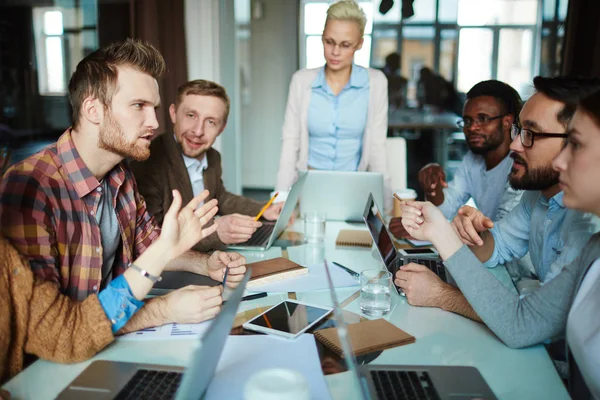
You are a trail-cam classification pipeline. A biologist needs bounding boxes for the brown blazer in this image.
[0,236,113,384]
[130,133,265,252]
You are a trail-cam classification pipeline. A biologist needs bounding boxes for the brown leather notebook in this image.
[246,257,308,288]
[335,230,373,248]
[314,318,415,357]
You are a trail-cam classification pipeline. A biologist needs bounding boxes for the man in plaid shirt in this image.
[0,39,246,333]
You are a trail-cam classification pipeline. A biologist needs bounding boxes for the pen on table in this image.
[254,192,279,221]
[242,292,268,302]
[332,261,360,280]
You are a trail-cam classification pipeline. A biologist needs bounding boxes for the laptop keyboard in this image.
[115,369,183,400]
[406,258,447,282]
[370,370,440,400]
[241,223,274,246]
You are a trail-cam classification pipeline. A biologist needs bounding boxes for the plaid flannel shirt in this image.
[0,130,160,301]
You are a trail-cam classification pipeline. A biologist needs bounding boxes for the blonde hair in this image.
[325,0,367,36]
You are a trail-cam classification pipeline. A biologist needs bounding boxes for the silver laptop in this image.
[321,260,497,400]
[228,172,307,251]
[300,171,384,222]
[56,269,251,400]
[362,193,454,291]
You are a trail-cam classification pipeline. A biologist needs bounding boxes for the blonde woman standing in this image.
[276,0,391,209]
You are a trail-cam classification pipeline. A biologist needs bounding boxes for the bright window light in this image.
[44,11,63,35]
[305,3,329,35]
[45,37,66,93]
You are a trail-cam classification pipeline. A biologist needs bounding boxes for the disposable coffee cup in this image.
[393,188,417,217]
[244,368,310,400]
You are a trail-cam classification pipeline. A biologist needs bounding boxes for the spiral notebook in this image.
[335,229,373,248]
[314,318,415,357]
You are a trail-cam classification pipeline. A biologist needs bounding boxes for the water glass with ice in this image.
[360,269,392,317]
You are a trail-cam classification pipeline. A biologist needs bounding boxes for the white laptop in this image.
[300,170,384,222]
[321,261,497,400]
[228,172,307,251]
[56,269,251,400]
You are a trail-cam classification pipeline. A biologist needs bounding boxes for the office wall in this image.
[241,0,299,189]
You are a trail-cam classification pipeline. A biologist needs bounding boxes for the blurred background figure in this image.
[382,52,408,110]
[417,67,463,115]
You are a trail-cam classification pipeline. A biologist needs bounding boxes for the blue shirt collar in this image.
[540,191,565,210]
[312,64,369,89]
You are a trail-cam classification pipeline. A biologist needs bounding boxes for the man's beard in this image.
[467,125,504,155]
[509,152,559,190]
[98,111,150,162]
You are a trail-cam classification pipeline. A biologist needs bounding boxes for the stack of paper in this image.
[205,334,331,399]
[118,321,211,341]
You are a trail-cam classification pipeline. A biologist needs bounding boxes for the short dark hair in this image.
[385,52,401,69]
[579,90,600,129]
[175,80,230,123]
[466,80,523,118]
[68,38,166,129]
[533,76,600,127]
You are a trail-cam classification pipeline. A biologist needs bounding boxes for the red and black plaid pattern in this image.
[0,130,160,301]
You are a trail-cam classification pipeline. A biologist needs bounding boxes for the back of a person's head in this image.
[68,38,166,129]
[326,0,367,36]
[466,80,523,118]
[176,79,231,122]
[579,89,600,128]
[385,52,401,69]
[533,76,600,127]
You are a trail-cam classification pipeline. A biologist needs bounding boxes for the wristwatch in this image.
[128,263,162,283]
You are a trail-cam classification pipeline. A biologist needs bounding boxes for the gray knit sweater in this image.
[444,233,600,348]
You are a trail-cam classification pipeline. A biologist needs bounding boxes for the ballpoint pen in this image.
[222,266,229,287]
[242,292,268,302]
[332,261,360,280]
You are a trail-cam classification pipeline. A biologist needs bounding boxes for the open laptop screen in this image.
[363,194,397,269]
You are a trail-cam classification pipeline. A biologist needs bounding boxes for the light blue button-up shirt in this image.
[307,64,369,171]
[182,152,208,198]
[485,190,600,283]
[98,274,144,333]
[438,151,522,221]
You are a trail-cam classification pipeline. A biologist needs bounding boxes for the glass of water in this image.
[360,269,392,317]
[303,211,326,243]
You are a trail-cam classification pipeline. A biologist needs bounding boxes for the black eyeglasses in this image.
[510,124,568,148]
[456,113,508,129]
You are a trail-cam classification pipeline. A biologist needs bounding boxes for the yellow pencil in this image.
[254,192,279,221]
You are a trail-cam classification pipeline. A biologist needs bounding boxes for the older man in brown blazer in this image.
[131,80,282,252]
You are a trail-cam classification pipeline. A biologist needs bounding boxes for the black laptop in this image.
[362,194,454,291]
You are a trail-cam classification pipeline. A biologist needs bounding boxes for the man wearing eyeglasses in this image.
[394,76,600,327]
[390,80,523,239]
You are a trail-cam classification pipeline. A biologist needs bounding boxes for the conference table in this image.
[2,220,569,400]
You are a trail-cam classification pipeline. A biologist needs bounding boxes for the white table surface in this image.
[2,221,569,400]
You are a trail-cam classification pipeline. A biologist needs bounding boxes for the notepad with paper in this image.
[314,318,415,357]
[335,229,373,248]
[246,257,308,288]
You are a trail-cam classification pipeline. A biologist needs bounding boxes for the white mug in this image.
[244,368,310,400]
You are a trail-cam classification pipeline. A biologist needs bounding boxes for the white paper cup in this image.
[393,188,417,217]
[244,368,310,400]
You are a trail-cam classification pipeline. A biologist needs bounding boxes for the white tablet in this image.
[242,299,333,339]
